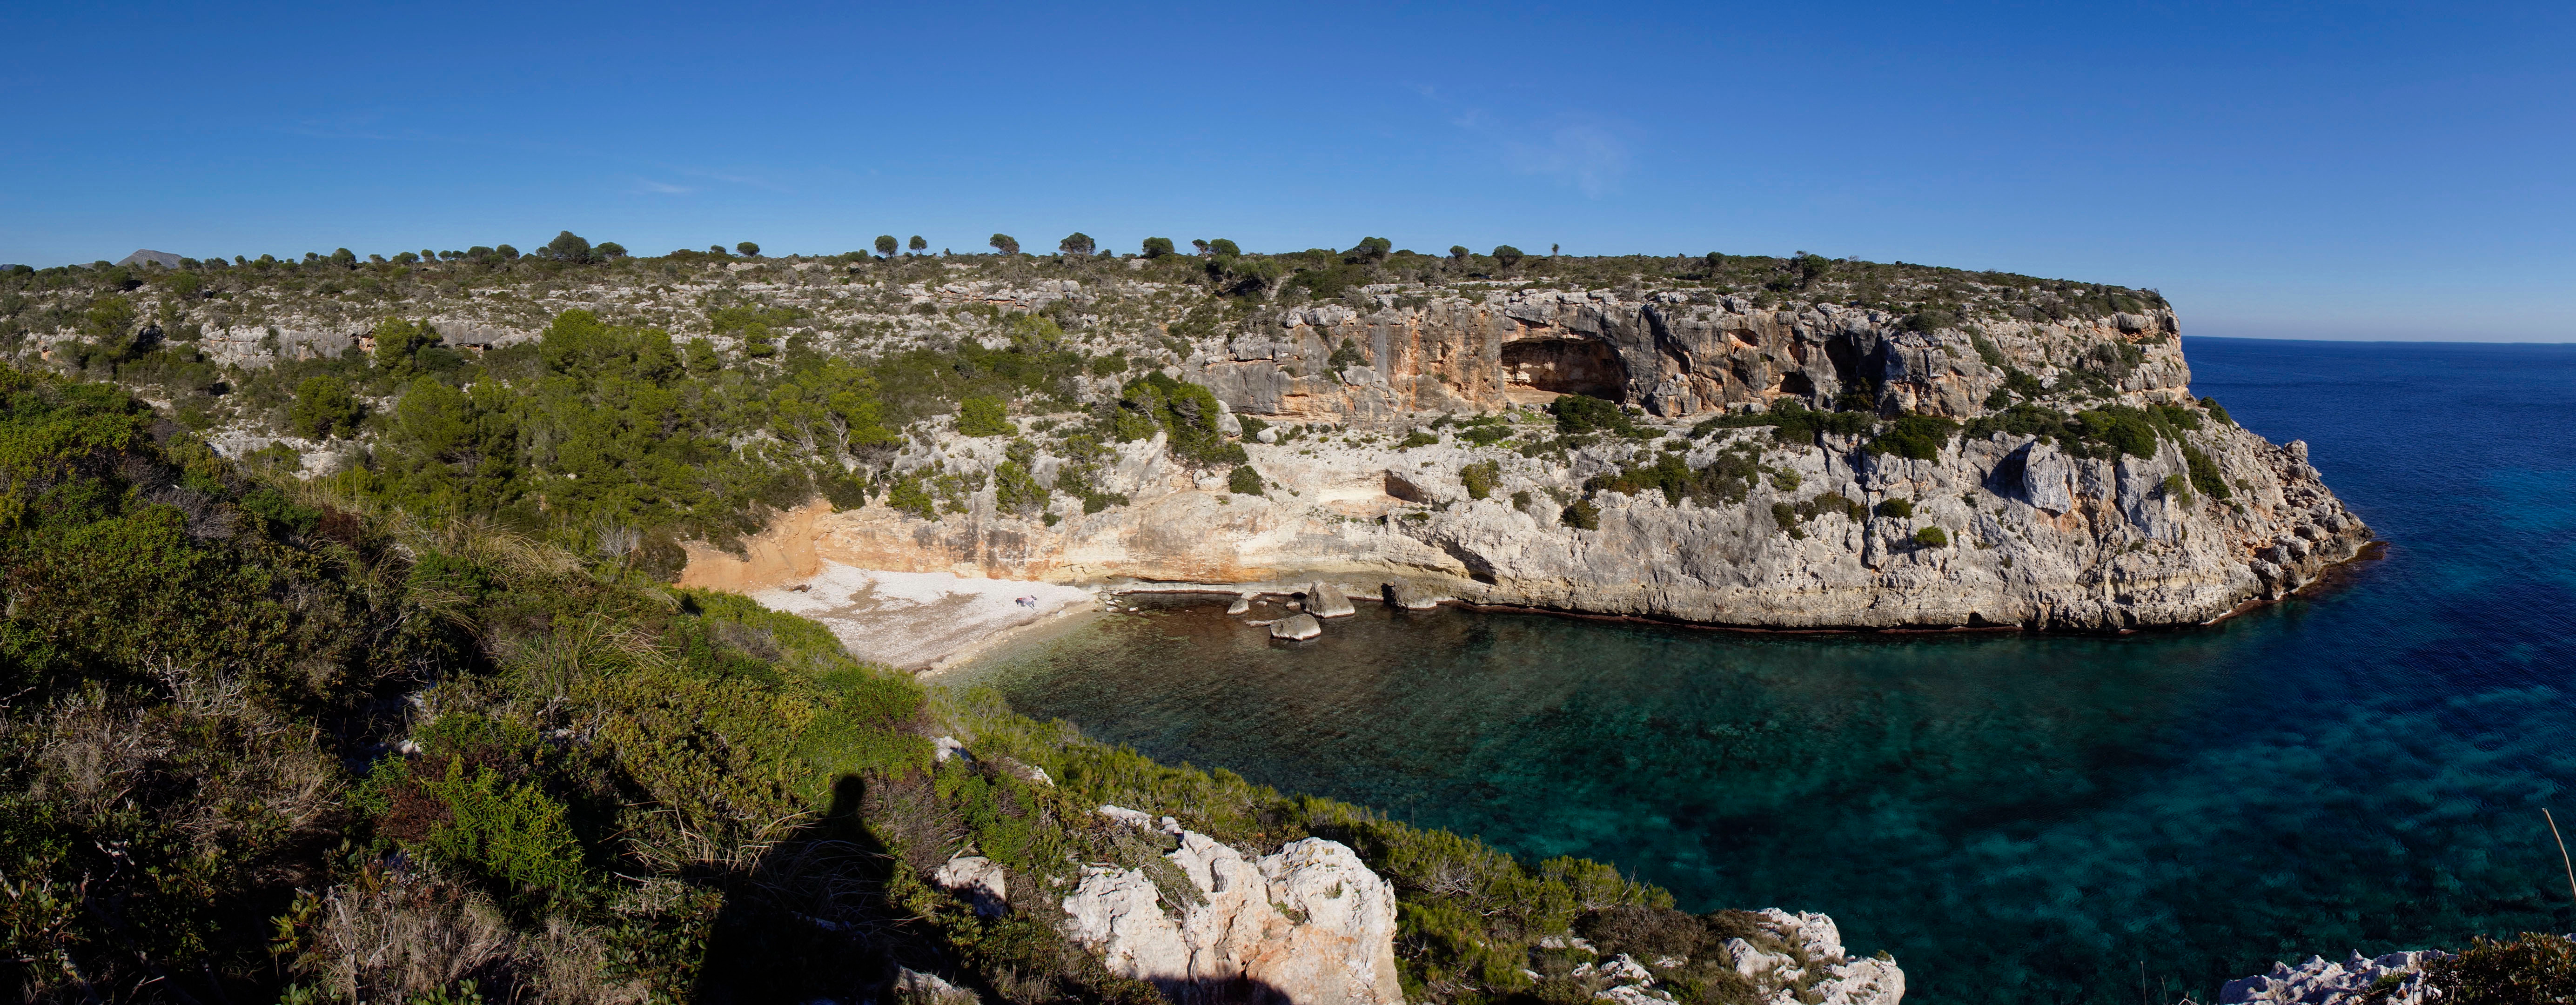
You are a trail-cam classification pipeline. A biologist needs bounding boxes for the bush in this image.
[288,375,362,438]
[1913,526,1949,548]
[1870,415,1959,460]
[1492,245,1524,268]
[1875,498,1914,519]
[1587,444,1761,507]
[2182,443,2232,500]
[2413,933,2576,1004]
[1562,498,1600,530]
[2200,396,2234,426]
[1396,430,1440,450]
[1460,460,1500,500]
[1549,394,1637,436]
[1228,464,1264,495]
[957,396,1016,437]
[1140,237,1176,259]
[1114,372,1245,467]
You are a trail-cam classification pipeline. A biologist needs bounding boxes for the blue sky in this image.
[6,1,2569,340]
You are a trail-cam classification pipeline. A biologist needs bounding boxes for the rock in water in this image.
[1382,581,1440,610]
[1227,591,1254,615]
[1062,813,1404,1004]
[1308,582,1356,618]
[1271,613,1322,640]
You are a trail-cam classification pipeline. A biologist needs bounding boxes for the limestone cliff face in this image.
[683,312,2366,630]
[1192,289,2187,422]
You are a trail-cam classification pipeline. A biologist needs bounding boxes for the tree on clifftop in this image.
[1058,232,1095,257]
[989,234,1020,255]
[542,230,594,263]
[875,234,899,257]
[736,241,761,257]
[908,234,927,253]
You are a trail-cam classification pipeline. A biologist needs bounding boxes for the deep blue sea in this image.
[954,338,2576,1004]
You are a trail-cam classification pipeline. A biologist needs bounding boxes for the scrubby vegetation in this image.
[0,362,1764,1003]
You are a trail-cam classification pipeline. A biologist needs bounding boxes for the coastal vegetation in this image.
[0,362,1760,1004]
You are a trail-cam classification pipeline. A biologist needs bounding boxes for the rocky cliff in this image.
[7,248,2369,630]
[678,285,2366,630]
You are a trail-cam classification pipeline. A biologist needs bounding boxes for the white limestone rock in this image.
[1061,815,1403,1005]
[2220,950,2441,1005]
[932,856,1008,918]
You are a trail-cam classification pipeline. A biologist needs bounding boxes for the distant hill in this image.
[116,248,183,268]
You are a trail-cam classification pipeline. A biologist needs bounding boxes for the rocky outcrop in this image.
[2220,950,2440,1004]
[1548,910,1903,1005]
[1061,808,1403,1005]
[1724,910,1905,1005]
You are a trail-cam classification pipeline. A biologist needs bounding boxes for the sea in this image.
[950,337,2576,1004]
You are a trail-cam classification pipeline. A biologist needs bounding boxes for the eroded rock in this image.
[1061,812,1403,1005]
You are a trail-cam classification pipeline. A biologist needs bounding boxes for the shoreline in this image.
[738,544,2391,675]
[1084,545,2387,639]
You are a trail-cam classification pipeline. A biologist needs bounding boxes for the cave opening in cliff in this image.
[1501,337,1626,402]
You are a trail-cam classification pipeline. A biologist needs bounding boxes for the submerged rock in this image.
[1061,811,1403,1004]
[1271,613,1322,640]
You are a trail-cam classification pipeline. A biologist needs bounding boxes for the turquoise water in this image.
[953,338,2576,1003]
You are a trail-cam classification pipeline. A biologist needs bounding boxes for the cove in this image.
[949,337,2576,1004]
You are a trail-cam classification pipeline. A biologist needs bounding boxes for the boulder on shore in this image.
[1382,582,1440,610]
[1271,613,1322,640]
[1308,582,1356,618]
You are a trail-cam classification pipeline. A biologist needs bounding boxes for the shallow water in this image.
[952,337,2576,1003]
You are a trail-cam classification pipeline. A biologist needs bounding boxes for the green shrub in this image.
[2414,933,2576,1004]
[957,396,1016,437]
[418,757,587,897]
[288,375,362,438]
[1913,526,1949,548]
[1228,464,1264,495]
[884,474,935,519]
[1459,460,1501,500]
[1396,430,1440,450]
[1587,444,1761,507]
[1114,372,1245,467]
[1328,338,1367,372]
[2200,396,2234,425]
[1870,415,1959,460]
[2161,473,2194,503]
[1771,501,1801,538]
[1875,498,1914,519]
[1548,394,1637,436]
[1562,498,1600,530]
[2182,443,2232,500]
[1693,399,1872,444]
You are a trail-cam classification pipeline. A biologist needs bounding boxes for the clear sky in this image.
[6,2,2569,340]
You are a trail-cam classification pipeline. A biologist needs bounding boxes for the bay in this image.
[951,337,2576,1003]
